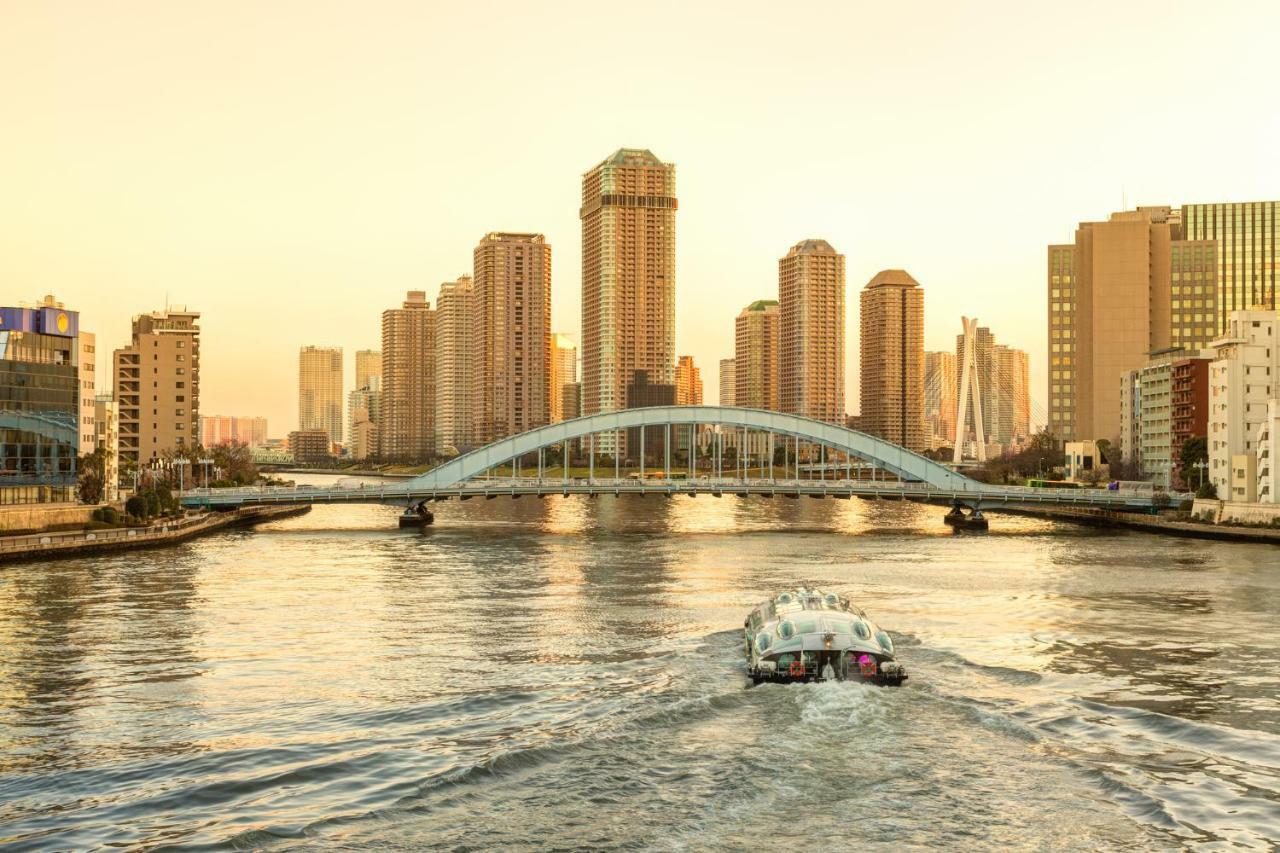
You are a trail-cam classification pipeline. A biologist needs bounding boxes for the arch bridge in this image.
[180,406,1162,516]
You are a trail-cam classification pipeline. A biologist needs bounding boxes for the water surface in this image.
[1,483,1278,849]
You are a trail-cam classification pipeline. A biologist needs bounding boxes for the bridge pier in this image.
[399,501,434,529]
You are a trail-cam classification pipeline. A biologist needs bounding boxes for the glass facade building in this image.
[0,304,81,501]
[1182,201,1279,334]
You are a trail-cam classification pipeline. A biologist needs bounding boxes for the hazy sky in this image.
[4,1,1279,436]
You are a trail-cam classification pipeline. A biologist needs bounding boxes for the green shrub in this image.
[91,508,105,522]
[101,506,119,525]
[126,495,148,518]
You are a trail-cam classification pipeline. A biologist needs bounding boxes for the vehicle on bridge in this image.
[744,589,907,686]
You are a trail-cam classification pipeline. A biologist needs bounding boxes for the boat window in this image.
[876,631,894,653]
[755,632,771,653]
[823,593,839,607]
[775,592,794,605]
[852,620,870,640]
[777,620,796,640]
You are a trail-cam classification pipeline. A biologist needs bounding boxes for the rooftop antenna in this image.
[1121,185,1127,211]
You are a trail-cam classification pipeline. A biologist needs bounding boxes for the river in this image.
[1,475,1278,850]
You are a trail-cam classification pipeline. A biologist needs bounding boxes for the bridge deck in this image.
[180,478,1165,512]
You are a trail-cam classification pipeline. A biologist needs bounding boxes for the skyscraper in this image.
[113,306,200,466]
[434,275,475,451]
[1182,201,1279,332]
[379,291,435,461]
[550,333,578,423]
[473,232,551,444]
[298,345,344,446]
[994,344,1031,447]
[1048,207,1217,444]
[859,269,925,451]
[675,355,703,405]
[779,239,845,424]
[735,299,780,411]
[354,349,381,393]
[580,148,677,453]
[718,358,736,407]
[924,351,957,450]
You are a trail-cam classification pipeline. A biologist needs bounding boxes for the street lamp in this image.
[199,457,214,489]
[174,458,190,498]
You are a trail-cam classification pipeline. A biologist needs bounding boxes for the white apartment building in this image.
[1138,361,1173,486]
[1207,310,1279,497]
[1256,399,1280,503]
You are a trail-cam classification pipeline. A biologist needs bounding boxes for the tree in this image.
[77,448,106,505]
[1179,436,1208,490]
[210,441,258,486]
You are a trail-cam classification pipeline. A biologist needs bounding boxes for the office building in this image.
[288,429,333,464]
[0,296,81,503]
[735,299,780,412]
[435,275,475,450]
[473,232,551,444]
[379,291,436,461]
[1119,369,1142,469]
[550,333,578,423]
[719,358,736,407]
[994,345,1031,447]
[1048,206,1217,444]
[113,306,200,466]
[924,351,957,451]
[675,355,703,406]
[860,269,924,451]
[581,148,677,453]
[780,240,845,424]
[298,345,343,446]
[1182,201,1279,333]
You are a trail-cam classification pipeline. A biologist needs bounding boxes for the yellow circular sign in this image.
[56,312,69,333]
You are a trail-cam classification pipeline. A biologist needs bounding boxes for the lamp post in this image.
[174,458,190,500]
[199,457,214,489]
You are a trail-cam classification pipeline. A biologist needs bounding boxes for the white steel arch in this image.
[409,405,985,492]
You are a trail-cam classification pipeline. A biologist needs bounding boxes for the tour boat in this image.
[743,588,907,686]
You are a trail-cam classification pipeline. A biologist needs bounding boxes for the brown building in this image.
[379,291,435,461]
[994,345,1031,448]
[580,148,677,453]
[113,307,200,466]
[674,355,703,405]
[735,299,780,411]
[779,240,845,424]
[1048,207,1217,444]
[473,232,551,444]
[288,428,332,464]
[859,270,925,451]
[354,350,381,393]
[298,345,343,446]
[1171,356,1210,484]
[718,358,736,407]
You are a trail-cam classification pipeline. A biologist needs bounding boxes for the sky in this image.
[4,0,1279,437]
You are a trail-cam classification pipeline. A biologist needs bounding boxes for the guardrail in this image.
[0,513,215,554]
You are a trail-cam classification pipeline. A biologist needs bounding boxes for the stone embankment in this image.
[992,504,1280,543]
[0,504,310,563]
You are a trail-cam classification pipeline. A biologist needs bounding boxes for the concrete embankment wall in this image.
[1191,499,1280,527]
[992,504,1280,543]
[0,502,125,535]
[0,504,310,563]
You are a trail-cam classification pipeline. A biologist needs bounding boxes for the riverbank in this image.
[991,504,1280,543]
[0,504,310,564]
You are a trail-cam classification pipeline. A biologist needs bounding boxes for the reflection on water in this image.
[0,478,1278,850]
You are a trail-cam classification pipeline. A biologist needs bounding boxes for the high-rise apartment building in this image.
[1182,202,1279,333]
[580,148,677,453]
[435,275,475,450]
[94,393,119,502]
[380,291,436,461]
[953,324,995,447]
[859,269,925,450]
[550,333,578,423]
[346,380,380,457]
[719,358,736,407]
[113,306,200,466]
[674,355,703,406]
[473,232,551,444]
[735,299,780,412]
[354,350,381,394]
[924,351,957,450]
[1048,207,1217,444]
[200,415,268,447]
[994,344,1031,447]
[779,240,845,424]
[298,345,344,447]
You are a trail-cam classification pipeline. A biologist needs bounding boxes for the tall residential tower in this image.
[859,270,924,451]
[298,345,344,446]
[779,240,845,424]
